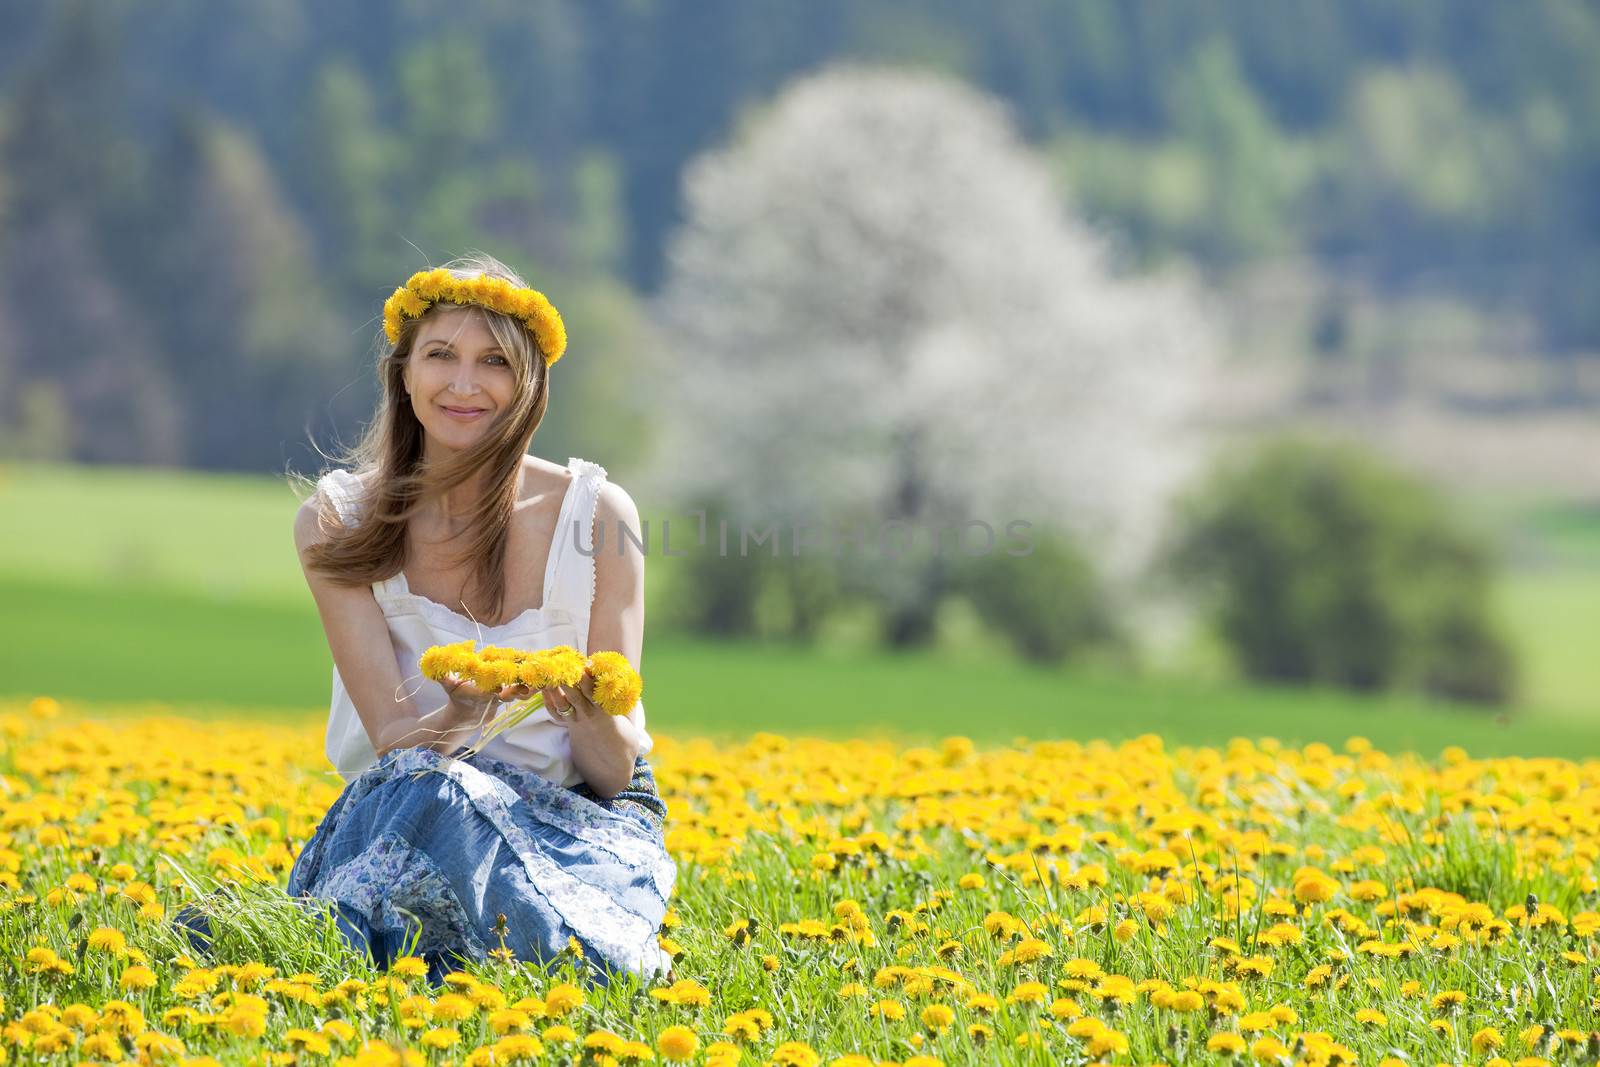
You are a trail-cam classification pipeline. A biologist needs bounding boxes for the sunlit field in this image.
[3,699,1600,1067]
[4,464,1600,1064]
[3,462,1600,757]
[10,4,1600,1064]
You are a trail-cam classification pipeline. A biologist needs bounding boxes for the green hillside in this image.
[3,461,1597,758]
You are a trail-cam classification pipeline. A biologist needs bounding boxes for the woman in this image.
[181,253,676,987]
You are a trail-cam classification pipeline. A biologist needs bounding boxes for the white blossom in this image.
[639,61,1224,595]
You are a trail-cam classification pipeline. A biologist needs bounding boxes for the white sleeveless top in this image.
[315,457,654,786]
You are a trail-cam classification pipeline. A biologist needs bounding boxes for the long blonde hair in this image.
[295,251,554,625]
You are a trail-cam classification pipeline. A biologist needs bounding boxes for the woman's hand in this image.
[376,677,536,758]
[541,674,603,727]
[442,676,530,715]
[441,677,533,732]
[544,673,638,798]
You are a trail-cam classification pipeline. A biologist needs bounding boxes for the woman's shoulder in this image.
[592,476,638,530]
[519,455,617,513]
[518,454,574,497]
[558,456,634,531]
[298,466,374,546]
[588,470,643,579]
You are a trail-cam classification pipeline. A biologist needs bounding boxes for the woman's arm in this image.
[294,496,470,764]
[559,481,648,798]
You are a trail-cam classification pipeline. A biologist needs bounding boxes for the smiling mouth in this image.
[441,405,487,416]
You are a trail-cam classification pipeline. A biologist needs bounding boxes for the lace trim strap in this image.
[317,468,365,527]
[547,457,609,637]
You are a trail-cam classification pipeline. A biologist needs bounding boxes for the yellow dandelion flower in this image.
[420,1028,460,1049]
[1048,997,1082,1020]
[388,957,427,980]
[86,926,128,956]
[430,993,476,1022]
[587,650,644,715]
[543,982,585,1016]
[771,1042,821,1067]
[119,965,157,991]
[1472,1027,1505,1052]
[1012,937,1054,963]
[491,1034,544,1061]
[657,1025,699,1062]
[1250,1036,1290,1061]
[1007,981,1049,1005]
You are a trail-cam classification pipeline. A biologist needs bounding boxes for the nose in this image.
[451,362,482,399]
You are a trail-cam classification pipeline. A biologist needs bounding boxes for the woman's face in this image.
[402,307,517,449]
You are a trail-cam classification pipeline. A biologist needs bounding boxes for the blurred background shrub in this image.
[657,507,1126,669]
[945,529,1127,667]
[1160,435,1516,705]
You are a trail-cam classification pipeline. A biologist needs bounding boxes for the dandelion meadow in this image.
[3,697,1599,1067]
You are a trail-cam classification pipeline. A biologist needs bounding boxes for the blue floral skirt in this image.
[178,746,676,987]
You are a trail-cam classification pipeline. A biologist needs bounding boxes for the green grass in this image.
[4,460,1599,758]
[1495,569,1600,715]
[1463,489,1600,715]
[640,634,1600,756]
[0,572,328,714]
[0,460,309,606]
[1519,497,1600,564]
[6,569,1598,759]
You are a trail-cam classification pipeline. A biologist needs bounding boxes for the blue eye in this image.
[428,350,507,366]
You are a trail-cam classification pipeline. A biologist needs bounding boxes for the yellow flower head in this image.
[543,983,585,1017]
[86,927,129,957]
[383,268,568,365]
[390,956,430,979]
[474,658,521,690]
[420,640,478,682]
[656,1025,700,1062]
[521,645,587,690]
[587,650,644,715]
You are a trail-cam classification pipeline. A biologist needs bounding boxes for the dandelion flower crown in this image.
[382,267,568,366]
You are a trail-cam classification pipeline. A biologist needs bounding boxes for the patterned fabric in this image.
[222,746,677,987]
[567,754,669,832]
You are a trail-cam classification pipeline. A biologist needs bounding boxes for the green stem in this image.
[452,693,548,760]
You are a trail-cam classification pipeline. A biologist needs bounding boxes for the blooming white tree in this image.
[639,62,1223,639]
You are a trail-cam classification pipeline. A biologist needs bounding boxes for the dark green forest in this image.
[3,0,1597,471]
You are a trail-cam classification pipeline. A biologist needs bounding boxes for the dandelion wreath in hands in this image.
[418,640,644,760]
